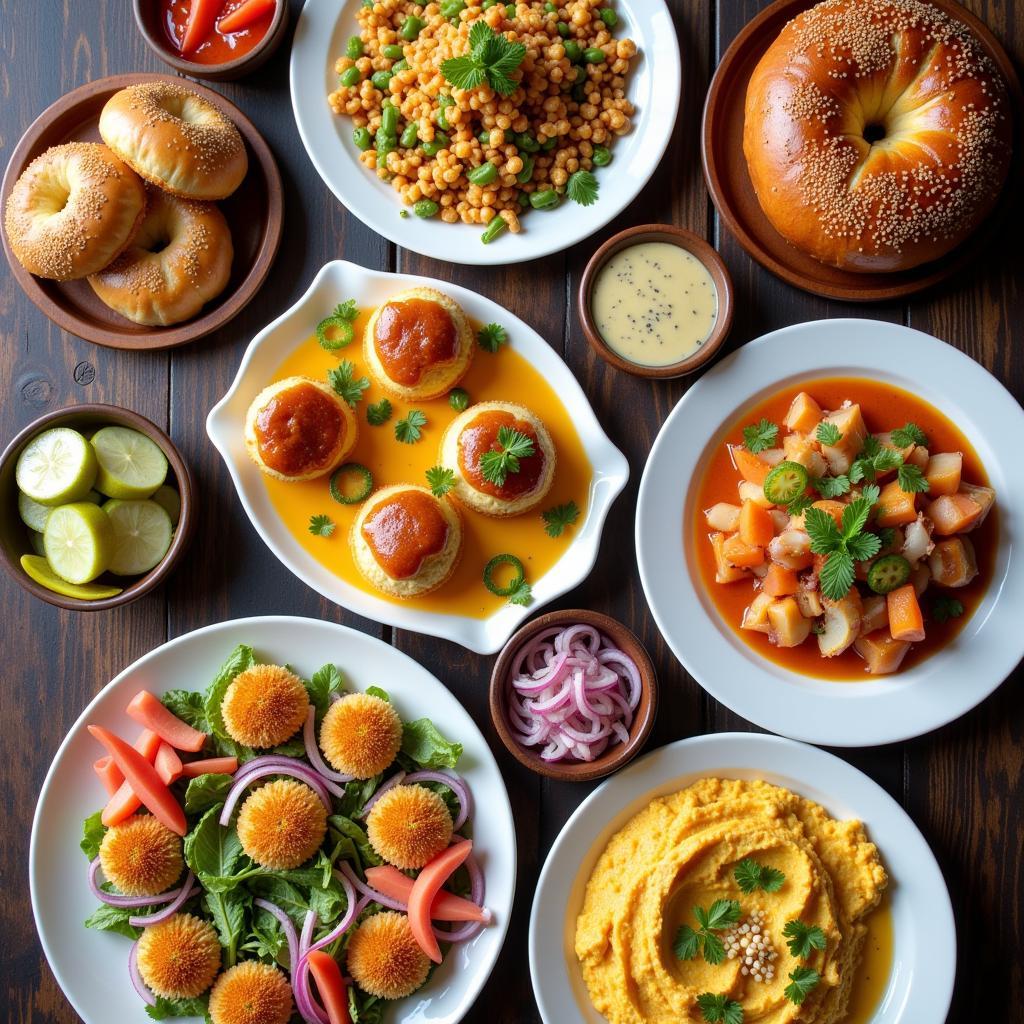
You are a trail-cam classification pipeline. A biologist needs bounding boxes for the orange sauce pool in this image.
[847,897,894,1024]
[694,378,997,681]
[162,0,273,64]
[262,310,592,619]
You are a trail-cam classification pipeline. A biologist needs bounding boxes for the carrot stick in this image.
[154,742,184,785]
[306,950,352,1024]
[94,757,123,797]
[181,756,238,778]
[218,0,275,34]
[364,865,489,922]
[408,840,473,963]
[126,690,207,752]
[887,585,925,643]
[181,0,224,53]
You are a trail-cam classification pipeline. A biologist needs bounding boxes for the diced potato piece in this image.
[927,493,982,536]
[706,502,741,532]
[711,532,748,583]
[887,584,925,642]
[731,446,771,486]
[723,534,765,568]
[959,483,995,529]
[817,591,863,658]
[854,631,911,675]
[795,589,823,618]
[738,480,773,509]
[759,448,786,467]
[784,392,822,434]
[928,537,978,588]
[911,564,930,597]
[740,500,775,548]
[811,499,846,527]
[767,597,811,648]
[783,433,828,478]
[820,404,867,475]
[861,595,888,634]
[907,446,929,469]
[769,510,790,534]
[751,562,770,579]
[901,515,934,566]
[874,432,915,463]
[925,452,962,496]
[764,563,800,597]
[741,592,774,633]
[876,480,918,527]
[768,530,814,570]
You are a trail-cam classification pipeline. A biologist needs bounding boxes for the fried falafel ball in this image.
[208,960,293,1024]
[221,664,309,749]
[319,692,402,779]
[136,913,221,1000]
[236,779,327,870]
[346,911,431,1000]
[99,815,184,896]
[366,784,453,870]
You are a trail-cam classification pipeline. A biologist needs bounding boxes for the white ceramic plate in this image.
[30,616,516,1024]
[208,260,628,654]
[636,319,1024,746]
[288,0,680,265]
[530,732,954,1024]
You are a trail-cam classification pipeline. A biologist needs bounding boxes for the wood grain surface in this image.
[1,2,1021,1022]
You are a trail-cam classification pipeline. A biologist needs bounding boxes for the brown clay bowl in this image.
[579,224,734,379]
[133,0,290,81]
[489,609,658,782]
[0,73,284,350]
[0,405,195,611]
[702,0,1022,302]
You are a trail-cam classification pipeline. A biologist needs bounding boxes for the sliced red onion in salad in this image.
[88,856,186,909]
[219,760,333,826]
[128,871,196,928]
[302,707,355,784]
[254,897,299,980]
[128,940,156,1007]
[507,624,641,763]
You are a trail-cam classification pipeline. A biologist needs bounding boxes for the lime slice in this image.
[91,426,168,499]
[150,484,181,527]
[43,502,114,584]
[15,427,97,506]
[18,491,52,531]
[103,499,173,575]
[21,554,122,601]
[29,530,46,556]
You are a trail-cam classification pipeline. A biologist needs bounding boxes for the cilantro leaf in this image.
[786,494,815,517]
[805,507,843,555]
[479,425,535,486]
[813,474,850,499]
[697,993,744,1024]
[426,465,456,497]
[897,463,930,494]
[816,422,842,446]
[566,169,599,206]
[845,531,882,562]
[332,299,358,321]
[819,550,855,600]
[734,858,786,894]
[366,399,392,426]
[542,500,580,537]
[478,322,507,352]
[784,966,821,1005]
[394,410,427,444]
[441,22,526,96]
[931,597,965,623]
[507,578,533,606]
[673,925,700,961]
[441,56,486,91]
[308,514,335,537]
[891,422,928,448]
[703,899,741,931]
[675,901,739,966]
[876,527,896,549]
[327,361,370,406]
[782,920,827,958]
[742,419,778,454]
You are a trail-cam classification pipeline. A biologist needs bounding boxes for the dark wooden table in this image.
[2,2,1021,1022]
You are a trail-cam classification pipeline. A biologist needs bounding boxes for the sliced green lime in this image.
[763,461,810,505]
[91,426,168,499]
[150,484,181,527]
[18,491,52,532]
[15,427,97,506]
[29,530,46,556]
[330,463,373,505]
[103,499,173,576]
[21,554,122,601]
[867,554,911,595]
[43,502,114,584]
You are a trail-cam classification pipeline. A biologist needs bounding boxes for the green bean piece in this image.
[353,127,373,151]
[481,0,498,6]
[371,70,393,90]
[468,162,499,186]
[557,21,570,37]
[515,132,540,153]
[382,43,404,60]
[481,216,508,244]
[400,123,419,147]
[413,199,440,218]
[381,102,399,135]
[339,67,361,88]
[529,188,560,210]
[541,135,558,151]
[346,35,363,59]
[361,0,372,7]
[516,154,536,183]
[518,191,530,207]
[599,7,617,27]
[440,0,466,20]
[584,47,607,63]
[564,40,583,62]
[399,15,424,39]
[421,132,450,156]
[592,145,612,166]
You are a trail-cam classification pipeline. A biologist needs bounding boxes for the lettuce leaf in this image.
[306,663,347,721]
[81,810,106,860]
[183,774,234,815]
[160,689,209,733]
[203,644,257,754]
[400,718,463,769]
[84,903,142,940]
[203,888,247,967]
[145,994,209,1021]
[328,815,382,871]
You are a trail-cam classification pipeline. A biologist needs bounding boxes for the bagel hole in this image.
[863,122,886,144]
[144,231,172,255]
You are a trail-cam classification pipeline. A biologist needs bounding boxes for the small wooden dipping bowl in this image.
[489,609,658,782]
[579,224,734,379]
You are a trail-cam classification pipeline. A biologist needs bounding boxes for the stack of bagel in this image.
[4,81,247,326]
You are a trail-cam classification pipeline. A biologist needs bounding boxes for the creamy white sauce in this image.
[591,242,719,367]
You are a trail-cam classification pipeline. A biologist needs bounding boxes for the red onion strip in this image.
[335,862,406,912]
[219,762,332,826]
[128,941,156,1007]
[89,857,184,909]
[128,872,196,928]
[302,707,354,784]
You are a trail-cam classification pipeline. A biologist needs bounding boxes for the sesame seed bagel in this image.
[3,142,145,280]
[441,401,556,517]
[99,82,248,201]
[743,0,1012,273]
[351,484,462,598]
[87,189,232,325]
[363,286,474,401]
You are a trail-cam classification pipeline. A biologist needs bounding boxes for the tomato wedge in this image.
[408,840,473,963]
[305,950,352,1024]
[126,690,207,752]
[364,865,488,922]
[181,756,238,778]
[218,0,275,33]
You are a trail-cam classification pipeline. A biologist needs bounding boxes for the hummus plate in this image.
[529,733,954,1024]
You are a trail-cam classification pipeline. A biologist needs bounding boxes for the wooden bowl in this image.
[133,0,290,81]
[578,224,734,379]
[0,405,195,611]
[489,609,658,782]
[702,0,1022,303]
[0,73,284,350]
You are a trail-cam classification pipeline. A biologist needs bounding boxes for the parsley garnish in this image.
[784,966,821,1005]
[426,465,456,497]
[849,437,902,484]
[897,463,930,494]
[733,858,785,894]
[507,577,532,606]
[931,597,964,623]
[441,21,526,96]
[891,422,928,448]
[782,920,827,958]
[812,474,850,499]
[805,484,882,601]
[542,500,579,537]
[478,322,508,352]
[786,494,815,517]
[479,426,535,486]
[673,899,741,966]
[742,419,778,454]
[394,409,427,444]
[876,527,896,549]
[366,399,392,426]
[697,993,744,1024]
[308,514,335,537]
[816,421,842,446]
[327,361,370,406]
[566,169,599,206]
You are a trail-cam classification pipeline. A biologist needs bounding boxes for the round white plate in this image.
[530,732,954,1024]
[207,260,628,654]
[30,616,516,1024]
[636,318,1024,746]
[289,0,680,265]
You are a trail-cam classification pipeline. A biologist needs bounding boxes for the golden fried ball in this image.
[221,664,310,749]
[208,961,293,1024]
[346,911,431,1000]
[99,815,183,896]
[366,784,453,870]
[236,779,327,870]
[136,913,221,1000]
[319,692,402,779]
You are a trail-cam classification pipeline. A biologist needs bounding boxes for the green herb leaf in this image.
[327,360,370,406]
[426,465,456,497]
[813,474,850,499]
[161,689,209,732]
[819,549,855,599]
[401,718,463,769]
[441,22,526,95]
[146,995,210,1020]
[306,663,346,721]
[309,514,335,537]
[507,578,533,606]
[328,814,382,871]
[703,898,742,931]
[783,920,827,958]
[733,858,786,894]
[931,597,965,623]
[542,500,580,537]
[702,931,726,966]
[816,422,842,446]
[784,966,821,1005]
[673,924,701,961]
[478,322,508,352]
[876,527,896,549]
[479,425,536,486]
[183,773,233,814]
[566,169,599,206]
[806,487,881,600]
[742,419,778,454]
[891,422,928,448]
[367,399,393,426]
[80,811,107,861]
[697,993,744,1024]
[84,902,142,940]
[786,494,815,517]
[897,464,930,494]
[394,409,427,444]
[440,55,486,91]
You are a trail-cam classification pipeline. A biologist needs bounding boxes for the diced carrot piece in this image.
[364,865,489,922]
[854,631,911,675]
[154,743,183,785]
[767,597,811,648]
[811,500,846,527]
[741,592,774,633]
[181,756,239,778]
[783,433,827,477]
[306,950,352,1024]
[723,534,765,568]
[928,537,978,588]
[91,726,186,836]
[731,446,771,486]
[959,483,995,528]
[126,690,207,752]
[763,563,799,597]
[784,392,823,434]
[218,0,275,34]
[409,841,474,963]
[740,500,775,548]
[711,532,748,583]
[887,585,925,643]
[876,481,918,527]
[94,757,123,797]
[181,0,223,53]
[927,493,982,536]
